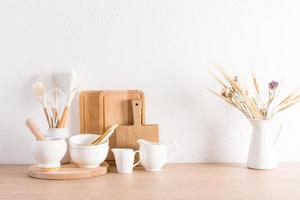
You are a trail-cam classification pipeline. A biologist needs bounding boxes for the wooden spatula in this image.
[90,124,119,145]
[115,99,159,150]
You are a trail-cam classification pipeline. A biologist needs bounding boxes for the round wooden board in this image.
[28,162,108,180]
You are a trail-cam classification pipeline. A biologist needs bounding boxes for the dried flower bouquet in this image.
[208,66,300,120]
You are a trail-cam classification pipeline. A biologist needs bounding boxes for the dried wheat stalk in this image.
[208,66,300,120]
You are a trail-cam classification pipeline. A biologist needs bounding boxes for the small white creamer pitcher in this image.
[137,139,178,172]
[112,148,142,174]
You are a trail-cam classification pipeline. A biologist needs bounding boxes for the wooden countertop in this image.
[1,163,300,200]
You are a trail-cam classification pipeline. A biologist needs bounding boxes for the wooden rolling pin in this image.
[25,118,45,140]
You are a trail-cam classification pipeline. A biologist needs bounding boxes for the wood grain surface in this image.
[28,163,108,180]
[115,99,159,150]
[1,163,300,200]
[80,90,145,160]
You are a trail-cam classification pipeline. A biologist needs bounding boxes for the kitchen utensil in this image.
[25,118,46,140]
[137,139,178,171]
[32,139,67,169]
[32,82,51,127]
[46,88,66,128]
[57,88,77,128]
[69,134,109,168]
[80,90,145,160]
[115,99,159,150]
[32,73,56,92]
[47,128,70,163]
[54,71,78,128]
[111,148,142,174]
[28,162,108,180]
[53,71,78,93]
[90,124,119,145]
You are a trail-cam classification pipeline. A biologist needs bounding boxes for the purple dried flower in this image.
[234,76,239,82]
[269,81,278,90]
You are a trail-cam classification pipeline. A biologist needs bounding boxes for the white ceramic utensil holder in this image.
[247,119,282,170]
[47,128,70,164]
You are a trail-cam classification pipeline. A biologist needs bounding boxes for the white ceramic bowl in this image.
[32,139,67,168]
[69,134,109,168]
[69,134,100,148]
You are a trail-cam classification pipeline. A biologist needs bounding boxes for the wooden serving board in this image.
[28,163,108,180]
[115,99,159,150]
[80,90,145,160]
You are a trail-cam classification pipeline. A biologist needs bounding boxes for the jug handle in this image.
[274,122,282,145]
[167,142,179,161]
[133,150,143,168]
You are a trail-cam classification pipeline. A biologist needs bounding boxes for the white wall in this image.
[1,0,300,164]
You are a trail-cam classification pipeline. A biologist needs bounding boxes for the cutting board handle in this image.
[131,99,142,126]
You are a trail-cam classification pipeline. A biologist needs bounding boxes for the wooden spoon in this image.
[90,124,119,145]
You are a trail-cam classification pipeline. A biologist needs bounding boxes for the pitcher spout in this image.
[137,139,148,145]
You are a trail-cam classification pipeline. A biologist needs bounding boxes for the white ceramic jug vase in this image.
[247,119,282,170]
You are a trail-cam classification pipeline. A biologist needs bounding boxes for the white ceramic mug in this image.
[111,148,142,174]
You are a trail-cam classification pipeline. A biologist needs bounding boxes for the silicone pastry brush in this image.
[25,118,46,140]
[32,82,51,127]
[53,71,78,93]
[57,88,77,128]
[90,124,119,145]
[54,71,79,128]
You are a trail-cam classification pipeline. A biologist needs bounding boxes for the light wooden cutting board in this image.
[80,90,145,160]
[115,99,159,150]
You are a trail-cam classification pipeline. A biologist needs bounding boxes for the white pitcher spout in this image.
[137,139,148,145]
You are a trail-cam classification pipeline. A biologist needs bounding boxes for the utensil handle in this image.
[52,107,58,127]
[274,123,282,145]
[25,118,45,140]
[43,107,51,128]
[131,99,142,126]
[133,150,143,167]
[167,142,179,161]
[57,107,70,128]
[90,124,119,145]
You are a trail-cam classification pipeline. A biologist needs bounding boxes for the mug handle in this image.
[167,142,179,161]
[133,150,143,168]
[274,122,282,145]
